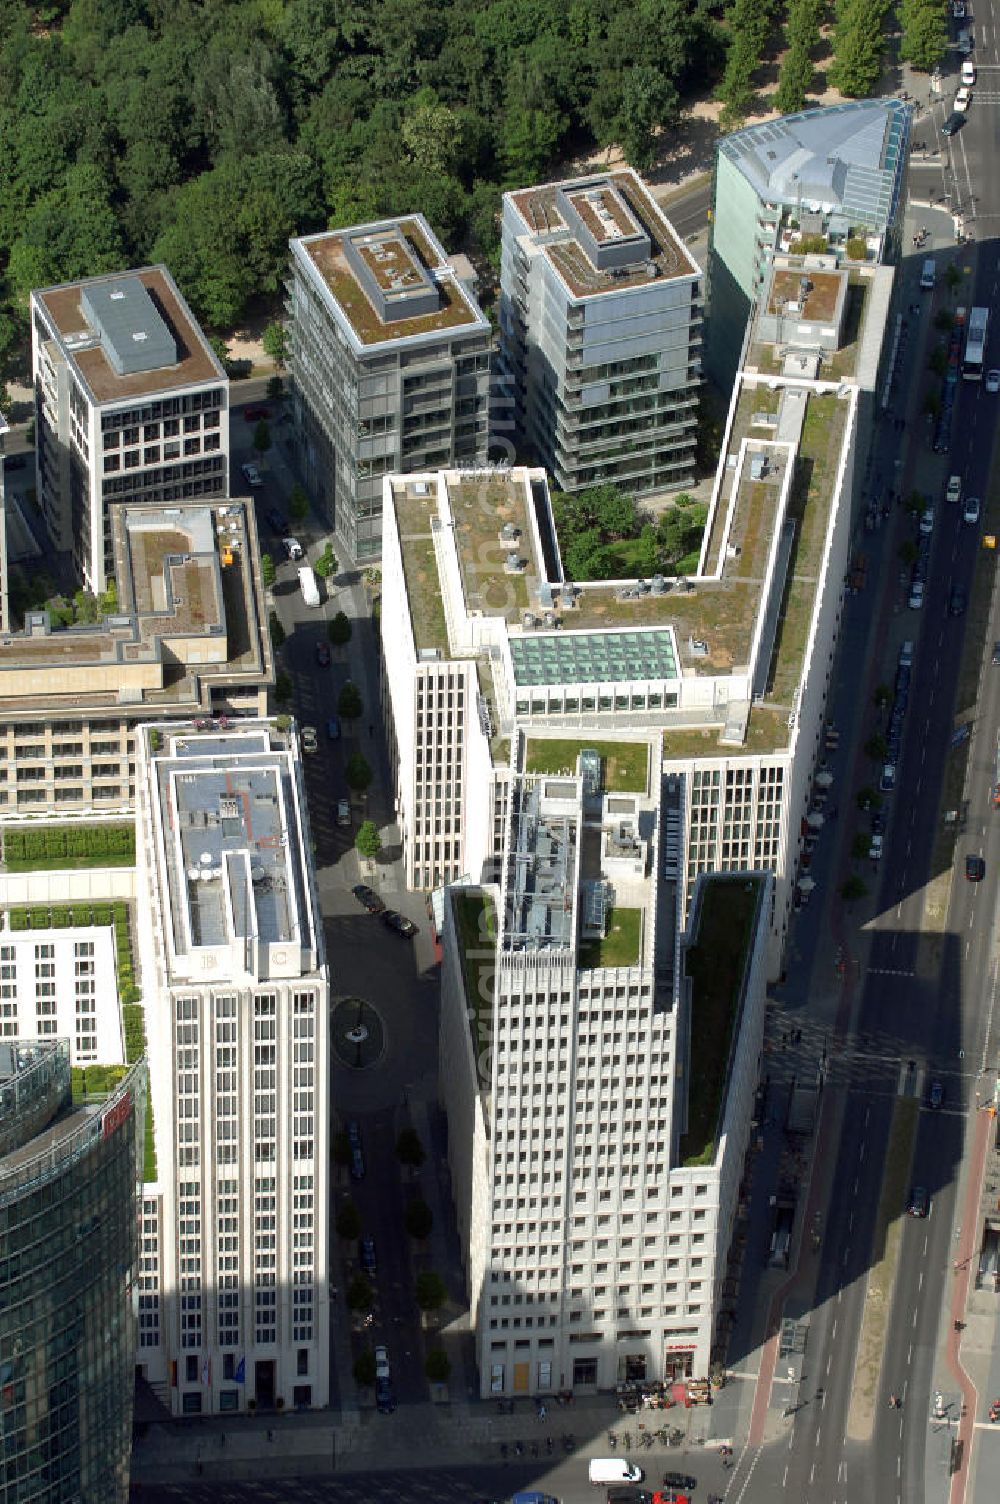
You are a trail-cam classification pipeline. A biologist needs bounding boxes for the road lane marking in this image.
[782,1464,788,1486]
[832,1319,838,1339]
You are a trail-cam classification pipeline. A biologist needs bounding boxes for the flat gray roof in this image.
[157,730,308,957]
[80,277,177,376]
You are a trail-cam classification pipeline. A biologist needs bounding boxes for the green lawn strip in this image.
[846,1096,919,1442]
[578,906,642,970]
[524,737,649,793]
[1,823,134,870]
[680,878,761,1166]
[452,890,497,1062]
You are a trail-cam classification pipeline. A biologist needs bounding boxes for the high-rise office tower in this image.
[31,266,229,590]
[287,216,491,562]
[499,169,703,497]
[0,1039,145,1501]
[134,721,330,1416]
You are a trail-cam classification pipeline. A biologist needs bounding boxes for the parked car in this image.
[352,883,385,915]
[282,536,304,560]
[948,584,967,617]
[919,506,934,536]
[992,641,1000,666]
[963,496,980,525]
[243,405,271,422]
[240,461,263,487]
[942,111,965,135]
[300,725,318,754]
[880,763,896,793]
[374,1345,390,1379]
[869,834,884,862]
[985,369,1000,394]
[954,85,972,113]
[965,854,986,882]
[360,1235,377,1274]
[946,474,962,505]
[347,1120,361,1147]
[908,579,924,610]
[315,641,331,667]
[265,506,289,533]
[326,715,341,740]
[382,910,418,937]
[908,1185,929,1217]
[661,1475,698,1493]
[961,59,977,84]
[929,1079,944,1109]
[872,809,887,835]
[350,1145,366,1181]
[337,797,351,826]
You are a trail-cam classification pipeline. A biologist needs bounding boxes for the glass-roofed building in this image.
[706,98,910,387]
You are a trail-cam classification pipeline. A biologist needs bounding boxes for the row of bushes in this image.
[71,1062,128,1101]
[3,824,135,864]
[5,903,137,1001]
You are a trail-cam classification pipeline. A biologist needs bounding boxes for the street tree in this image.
[262,319,288,367]
[268,611,285,650]
[841,874,868,904]
[261,552,276,588]
[289,484,309,524]
[396,1127,426,1169]
[851,831,871,861]
[404,1198,433,1240]
[253,420,271,461]
[415,1270,448,1312]
[355,819,381,860]
[335,1200,362,1240]
[425,1349,451,1383]
[338,680,363,721]
[329,610,352,646]
[345,753,373,795]
[347,1275,374,1312]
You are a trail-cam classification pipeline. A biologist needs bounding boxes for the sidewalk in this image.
[130,1391,624,1485]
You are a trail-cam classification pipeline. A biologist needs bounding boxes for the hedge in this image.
[2,824,135,871]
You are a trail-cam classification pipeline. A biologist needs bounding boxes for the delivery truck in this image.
[298,564,320,608]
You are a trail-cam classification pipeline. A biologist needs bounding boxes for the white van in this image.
[297,564,320,608]
[589,1459,643,1486]
[920,258,935,290]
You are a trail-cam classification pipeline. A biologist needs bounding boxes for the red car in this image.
[243,406,271,422]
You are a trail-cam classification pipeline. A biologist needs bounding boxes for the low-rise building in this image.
[134,721,330,1417]
[499,168,703,497]
[0,499,272,822]
[31,266,230,590]
[0,922,122,1063]
[287,216,491,562]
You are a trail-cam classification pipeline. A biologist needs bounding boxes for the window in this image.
[185,1355,199,1383]
[297,1348,309,1376]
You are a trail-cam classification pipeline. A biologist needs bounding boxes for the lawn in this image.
[525,738,649,793]
[579,906,642,969]
[452,889,497,1066]
[680,877,763,1166]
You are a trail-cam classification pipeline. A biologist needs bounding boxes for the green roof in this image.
[511,628,677,687]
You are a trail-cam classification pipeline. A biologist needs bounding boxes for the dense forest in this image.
[0,0,723,376]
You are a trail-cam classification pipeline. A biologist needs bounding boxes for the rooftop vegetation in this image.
[681,876,762,1166]
[579,906,642,969]
[525,738,649,793]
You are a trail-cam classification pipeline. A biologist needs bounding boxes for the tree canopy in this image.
[0,0,722,357]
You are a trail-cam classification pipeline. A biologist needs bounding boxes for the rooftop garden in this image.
[525,737,649,793]
[553,483,706,582]
[1,824,135,872]
[680,876,762,1167]
[579,906,642,969]
[452,890,497,1072]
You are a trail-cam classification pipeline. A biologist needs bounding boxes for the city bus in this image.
[963,305,989,381]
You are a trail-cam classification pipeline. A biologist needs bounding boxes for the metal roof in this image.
[80,276,177,376]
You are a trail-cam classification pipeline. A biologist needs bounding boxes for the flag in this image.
[235,1357,245,1384]
[202,1357,211,1387]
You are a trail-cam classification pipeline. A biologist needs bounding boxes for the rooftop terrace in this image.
[0,502,269,715]
[36,266,225,404]
[299,217,487,349]
[509,170,700,299]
